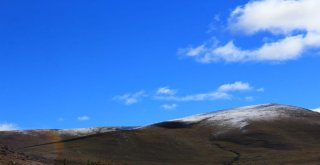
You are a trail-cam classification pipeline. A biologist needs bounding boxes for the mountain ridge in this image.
[1,103,320,165]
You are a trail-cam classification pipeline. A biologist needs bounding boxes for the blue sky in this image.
[1,0,320,130]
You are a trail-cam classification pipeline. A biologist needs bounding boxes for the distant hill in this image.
[1,104,320,165]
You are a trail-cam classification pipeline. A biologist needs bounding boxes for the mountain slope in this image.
[2,104,320,165]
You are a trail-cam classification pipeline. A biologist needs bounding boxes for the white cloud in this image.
[115,82,262,104]
[113,91,147,105]
[217,81,252,92]
[0,123,18,131]
[184,45,207,57]
[162,104,177,110]
[181,0,320,63]
[77,116,90,121]
[230,0,320,34]
[156,87,177,95]
[155,81,257,102]
[155,91,231,102]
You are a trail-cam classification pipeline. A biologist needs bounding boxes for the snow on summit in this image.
[172,104,315,128]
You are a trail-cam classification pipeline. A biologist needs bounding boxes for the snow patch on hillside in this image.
[57,127,117,136]
[312,108,320,113]
[6,127,119,137]
[172,104,304,128]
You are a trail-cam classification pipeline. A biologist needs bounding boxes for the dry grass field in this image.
[1,104,320,165]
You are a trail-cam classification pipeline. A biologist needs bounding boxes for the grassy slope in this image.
[15,117,320,165]
[22,126,234,165]
[2,105,320,165]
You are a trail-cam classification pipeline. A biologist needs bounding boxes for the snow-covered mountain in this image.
[170,104,320,128]
[2,103,320,165]
[3,104,319,136]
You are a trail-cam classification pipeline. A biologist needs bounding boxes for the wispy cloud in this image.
[114,82,263,104]
[113,91,147,105]
[155,81,260,102]
[162,104,177,110]
[155,91,230,102]
[180,0,320,63]
[0,123,18,131]
[217,81,252,92]
[77,116,90,121]
[156,87,177,95]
